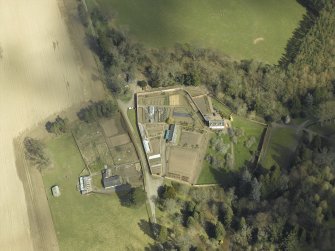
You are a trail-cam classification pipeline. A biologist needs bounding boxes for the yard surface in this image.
[91,0,305,63]
[43,135,152,250]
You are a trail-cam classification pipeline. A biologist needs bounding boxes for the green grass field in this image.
[42,134,152,250]
[261,127,298,169]
[91,0,305,63]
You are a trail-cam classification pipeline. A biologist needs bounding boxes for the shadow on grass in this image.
[269,143,296,170]
[138,219,157,240]
[208,166,239,189]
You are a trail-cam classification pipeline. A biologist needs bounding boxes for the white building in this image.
[208,120,225,130]
[143,139,151,153]
[51,185,61,197]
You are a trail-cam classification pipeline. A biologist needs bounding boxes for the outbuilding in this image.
[51,185,61,197]
[102,175,122,189]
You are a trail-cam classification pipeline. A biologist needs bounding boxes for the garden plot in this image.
[99,114,126,137]
[110,143,138,165]
[193,96,212,115]
[107,133,131,147]
[179,131,203,148]
[138,94,169,106]
[167,147,199,183]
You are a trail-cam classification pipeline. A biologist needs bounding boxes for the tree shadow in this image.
[204,221,216,239]
[114,183,133,207]
[271,143,296,170]
[138,219,159,240]
[208,166,238,189]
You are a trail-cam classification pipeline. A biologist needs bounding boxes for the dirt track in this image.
[0,0,104,250]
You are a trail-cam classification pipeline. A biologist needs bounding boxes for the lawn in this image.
[232,116,266,169]
[211,98,232,118]
[127,108,137,132]
[261,127,298,169]
[91,0,305,63]
[42,134,152,251]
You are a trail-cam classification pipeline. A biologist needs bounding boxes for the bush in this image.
[77,2,89,27]
[45,116,68,135]
[245,136,256,149]
[159,185,176,200]
[137,80,148,88]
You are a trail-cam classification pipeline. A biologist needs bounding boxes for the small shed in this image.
[51,185,61,197]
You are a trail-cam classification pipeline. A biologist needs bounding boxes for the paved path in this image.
[117,89,163,223]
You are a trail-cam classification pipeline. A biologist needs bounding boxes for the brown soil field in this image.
[0,0,105,250]
[169,94,181,106]
[108,133,131,147]
[167,147,198,183]
[99,116,126,137]
[179,131,203,147]
[138,94,169,106]
[149,137,161,155]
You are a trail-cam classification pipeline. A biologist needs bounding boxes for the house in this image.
[51,185,61,197]
[102,174,122,189]
[79,176,92,194]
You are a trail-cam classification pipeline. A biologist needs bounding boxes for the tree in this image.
[215,221,226,240]
[304,92,314,107]
[23,137,49,170]
[186,216,196,228]
[158,225,168,242]
[163,186,176,199]
[77,2,89,27]
[137,80,148,88]
[132,187,146,208]
[251,178,262,202]
[45,116,68,135]
[78,100,117,123]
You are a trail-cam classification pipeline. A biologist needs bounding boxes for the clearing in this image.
[90,0,305,63]
[261,126,299,169]
[0,0,104,249]
[43,134,152,250]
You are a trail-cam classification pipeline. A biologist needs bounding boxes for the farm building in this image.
[148,106,155,116]
[149,154,161,160]
[143,139,151,153]
[102,173,122,189]
[79,176,92,194]
[208,120,225,130]
[165,124,179,144]
[51,185,61,197]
